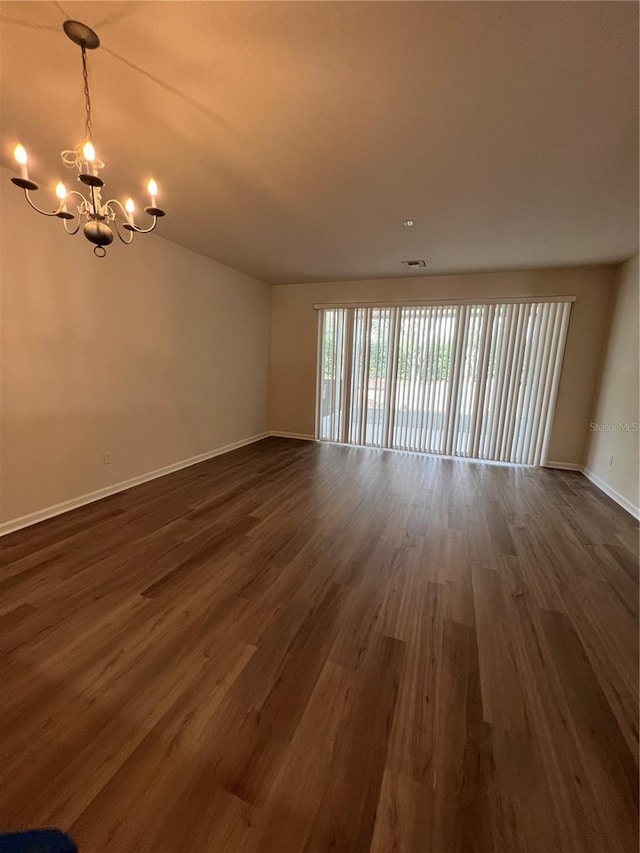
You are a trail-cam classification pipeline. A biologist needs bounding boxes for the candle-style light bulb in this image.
[147,179,158,206]
[125,197,135,223]
[14,144,29,180]
[55,181,68,213]
[82,141,98,176]
[14,144,28,164]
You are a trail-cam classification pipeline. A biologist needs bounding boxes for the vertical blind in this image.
[316,300,572,466]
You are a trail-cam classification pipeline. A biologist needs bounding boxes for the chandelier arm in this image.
[112,216,134,245]
[63,218,82,236]
[103,198,130,219]
[67,189,88,205]
[23,189,66,218]
[124,215,159,235]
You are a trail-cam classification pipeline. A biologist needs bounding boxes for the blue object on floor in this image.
[0,830,77,853]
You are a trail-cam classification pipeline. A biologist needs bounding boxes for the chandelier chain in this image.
[81,45,93,141]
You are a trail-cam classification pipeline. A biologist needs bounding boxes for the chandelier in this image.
[10,20,166,258]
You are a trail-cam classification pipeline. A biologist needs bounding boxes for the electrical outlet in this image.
[103,451,112,465]
[609,455,614,466]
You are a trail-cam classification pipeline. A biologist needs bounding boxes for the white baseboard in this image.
[274,439,639,520]
[546,461,638,518]
[543,461,583,471]
[270,431,316,441]
[3,434,636,536]
[0,431,270,538]
[581,467,640,520]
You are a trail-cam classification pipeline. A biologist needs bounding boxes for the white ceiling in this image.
[1,1,638,284]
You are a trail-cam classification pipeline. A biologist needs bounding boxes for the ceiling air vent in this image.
[401,259,428,269]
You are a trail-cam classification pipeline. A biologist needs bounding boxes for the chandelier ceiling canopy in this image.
[10,20,166,258]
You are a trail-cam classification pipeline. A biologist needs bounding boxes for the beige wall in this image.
[585,254,639,514]
[1,158,629,528]
[269,266,617,465]
[0,168,270,525]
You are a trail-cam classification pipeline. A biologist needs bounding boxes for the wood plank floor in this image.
[0,437,637,852]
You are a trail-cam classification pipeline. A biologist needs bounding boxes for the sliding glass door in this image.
[316,300,572,466]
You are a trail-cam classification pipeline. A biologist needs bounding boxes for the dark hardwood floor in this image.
[0,437,637,852]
